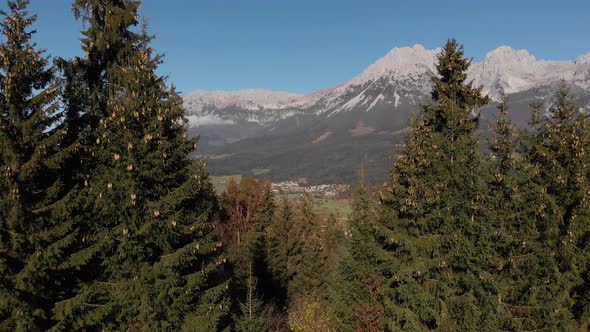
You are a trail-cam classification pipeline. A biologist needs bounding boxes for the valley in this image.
[185,45,590,185]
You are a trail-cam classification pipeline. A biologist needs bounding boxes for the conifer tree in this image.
[234,264,270,332]
[286,193,321,301]
[487,100,572,330]
[48,2,230,330]
[284,193,341,331]
[267,196,292,306]
[526,86,590,328]
[0,1,76,329]
[334,181,387,332]
[379,39,498,330]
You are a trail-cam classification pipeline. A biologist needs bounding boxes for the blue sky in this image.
[10,0,590,94]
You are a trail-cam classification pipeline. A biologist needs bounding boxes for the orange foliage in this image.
[220,177,273,248]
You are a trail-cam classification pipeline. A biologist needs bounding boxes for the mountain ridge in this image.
[184,44,590,185]
[184,45,590,121]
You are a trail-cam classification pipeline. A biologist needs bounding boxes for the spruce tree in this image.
[526,86,590,328]
[267,196,292,306]
[234,264,270,332]
[487,100,572,330]
[285,194,341,330]
[286,193,321,301]
[49,2,230,330]
[0,1,76,329]
[334,182,387,332]
[379,39,498,330]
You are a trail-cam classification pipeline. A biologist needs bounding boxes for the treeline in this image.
[218,178,343,331]
[187,40,590,332]
[0,1,589,331]
[336,41,590,330]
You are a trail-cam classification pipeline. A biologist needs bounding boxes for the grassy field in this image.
[313,197,352,220]
[210,175,352,221]
[210,175,242,195]
[277,193,352,221]
[252,168,271,176]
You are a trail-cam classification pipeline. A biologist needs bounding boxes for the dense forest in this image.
[0,0,589,331]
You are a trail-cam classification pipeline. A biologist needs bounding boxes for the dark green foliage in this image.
[487,100,572,330]
[378,39,499,330]
[0,1,75,329]
[1,2,589,329]
[333,182,387,332]
[234,264,270,332]
[286,193,338,302]
[267,196,292,306]
[285,193,318,300]
[39,1,230,330]
[525,86,590,328]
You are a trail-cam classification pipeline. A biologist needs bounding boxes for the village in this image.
[270,180,350,197]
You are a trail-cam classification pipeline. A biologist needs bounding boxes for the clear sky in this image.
[9,0,590,95]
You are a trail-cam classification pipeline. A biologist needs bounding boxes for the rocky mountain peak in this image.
[183,45,590,125]
[468,46,582,99]
[354,44,439,82]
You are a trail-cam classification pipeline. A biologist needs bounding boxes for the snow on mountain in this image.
[185,114,235,127]
[574,53,590,89]
[184,45,590,125]
[183,89,324,125]
[350,44,439,84]
[318,45,439,115]
[468,46,582,99]
[184,89,316,112]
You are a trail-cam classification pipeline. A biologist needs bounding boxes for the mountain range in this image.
[183,45,590,185]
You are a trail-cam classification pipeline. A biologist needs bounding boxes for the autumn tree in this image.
[220,177,274,249]
[219,177,275,312]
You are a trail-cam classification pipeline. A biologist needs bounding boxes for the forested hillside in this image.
[0,1,588,331]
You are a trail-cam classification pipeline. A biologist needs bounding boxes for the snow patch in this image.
[366,93,385,112]
[184,89,322,112]
[186,115,235,127]
[393,92,401,108]
[312,130,332,144]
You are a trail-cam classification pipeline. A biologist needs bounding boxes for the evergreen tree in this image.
[379,39,498,330]
[334,181,387,332]
[526,86,590,328]
[48,2,230,330]
[286,193,320,301]
[267,196,292,307]
[285,194,341,330]
[30,5,146,329]
[487,100,571,330]
[0,1,76,329]
[234,264,270,332]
